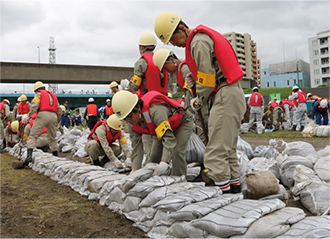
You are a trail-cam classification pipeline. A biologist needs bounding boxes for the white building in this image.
[308,29,330,88]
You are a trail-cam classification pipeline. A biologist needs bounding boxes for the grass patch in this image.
[240,130,307,138]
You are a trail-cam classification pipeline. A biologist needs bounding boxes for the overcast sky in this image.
[1,0,329,93]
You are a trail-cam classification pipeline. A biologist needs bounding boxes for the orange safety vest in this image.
[139,54,169,95]
[250,92,263,106]
[131,91,184,135]
[87,120,121,146]
[18,102,30,114]
[37,90,58,113]
[87,104,98,117]
[104,106,113,116]
[317,98,329,112]
[185,25,243,86]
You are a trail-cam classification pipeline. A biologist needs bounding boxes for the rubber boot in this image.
[52,151,58,156]
[272,125,277,132]
[23,148,33,166]
[230,185,241,194]
[91,158,101,166]
[289,125,297,132]
[3,138,6,149]
[300,126,304,132]
[99,155,110,167]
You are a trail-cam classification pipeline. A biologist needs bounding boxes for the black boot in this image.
[300,126,304,132]
[99,155,110,167]
[23,148,33,166]
[52,151,58,156]
[91,158,101,166]
[289,125,297,131]
[272,125,277,132]
[230,184,241,194]
[3,138,6,149]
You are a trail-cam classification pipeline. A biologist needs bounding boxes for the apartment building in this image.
[223,32,261,89]
[308,29,330,88]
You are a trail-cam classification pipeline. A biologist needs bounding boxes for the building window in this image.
[274,81,276,87]
[315,79,320,85]
[294,79,297,84]
[313,59,319,65]
[312,40,318,46]
[314,69,320,75]
[267,82,269,87]
[314,50,319,56]
[264,71,267,75]
[287,80,290,85]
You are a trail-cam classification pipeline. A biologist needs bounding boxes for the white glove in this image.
[124,157,132,168]
[0,139,3,146]
[152,161,169,176]
[120,79,130,88]
[22,115,29,124]
[190,97,202,111]
[114,158,124,169]
[185,73,195,88]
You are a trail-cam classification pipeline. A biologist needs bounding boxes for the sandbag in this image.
[314,125,330,137]
[282,141,318,164]
[185,132,205,164]
[313,155,330,182]
[241,171,279,199]
[237,136,254,160]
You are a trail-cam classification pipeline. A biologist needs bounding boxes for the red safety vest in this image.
[87,120,121,146]
[87,104,98,116]
[185,25,243,87]
[269,102,280,112]
[317,98,329,112]
[104,106,113,116]
[176,60,186,92]
[131,91,184,135]
[281,100,295,111]
[139,54,169,95]
[0,102,7,118]
[26,119,47,136]
[18,102,30,114]
[292,91,307,107]
[37,90,58,113]
[250,92,263,106]
[177,98,186,108]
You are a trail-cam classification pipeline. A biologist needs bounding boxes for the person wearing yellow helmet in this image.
[109,81,120,95]
[0,99,12,152]
[112,90,193,176]
[17,94,30,116]
[85,114,131,168]
[18,81,62,168]
[154,12,245,193]
[3,121,20,148]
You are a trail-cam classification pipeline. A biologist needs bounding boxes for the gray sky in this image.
[1,0,329,93]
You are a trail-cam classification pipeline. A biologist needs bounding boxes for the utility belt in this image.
[216,78,240,90]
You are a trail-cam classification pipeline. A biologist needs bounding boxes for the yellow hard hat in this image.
[60,105,66,112]
[153,48,171,71]
[20,94,27,101]
[11,121,19,133]
[139,32,157,46]
[3,99,10,105]
[107,114,122,130]
[17,96,22,102]
[154,12,181,44]
[34,81,45,91]
[112,91,138,120]
[167,92,172,98]
[268,101,272,105]
[307,93,312,98]
[109,81,119,88]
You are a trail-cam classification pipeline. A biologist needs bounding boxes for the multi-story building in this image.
[223,32,260,89]
[308,29,330,88]
[260,60,310,89]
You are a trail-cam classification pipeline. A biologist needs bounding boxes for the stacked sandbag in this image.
[237,136,254,160]
[253,139,282,160]
[314,125,330,137]
[185,132,205,164]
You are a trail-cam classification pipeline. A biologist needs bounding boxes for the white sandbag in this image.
[88,174,125,194]
[240,123,250,134]
[237,136,254,160]
[189,198,286,238]
[167,221,209,238]
[98,175,128,206]
[186,165,201,182]
[147,226,170,239]
[139,182,205,208]
[168,194,243,221]
[256,122,265,134]
[55,163,87,182]
[185,132,205,164]
[153,186,221,212]
[68,166,106,188]
[314,155,330,182]
[317,145,330,158]
[276,216,330,238]
[253,139,280,160]
[282,141,319,164]
[276,154,314,188]
[246,156,276,174]
[231,207,306,238]
[291,165,330,215]
[314,125,330,137]
[127,175,186,198]
[59,165,103,185]
[79,171,116,196]
[122,196,142,213]
[153,209,175,227]
[237,150,249,179]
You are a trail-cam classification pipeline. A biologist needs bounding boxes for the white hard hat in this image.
[292,85,299,91]
[106,99,111,103]
[320,99,328,108]
[88,97,94,103]
[252,86,259,92]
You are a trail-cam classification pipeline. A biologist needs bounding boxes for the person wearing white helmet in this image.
[83,97,100,131]
[19,81,62,168]
[0,99,12,152]
[312,98,330,125]
[288,85,307,131]
[85,114,131,168]
[153,48,210,145]
[279,98,296,128]
[103,99,113,120]
[154,12,245,193]
[112,90,193,176]
[247,86,264,133]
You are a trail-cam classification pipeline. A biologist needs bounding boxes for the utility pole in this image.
[48,36,58,93]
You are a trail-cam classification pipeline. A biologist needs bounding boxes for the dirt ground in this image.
[1,136,329,238]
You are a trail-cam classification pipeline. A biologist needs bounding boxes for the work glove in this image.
[22,115,29,124]
[185,73,195,88]
[151,161,169,176]
[120,79,130,88]
[114,158,124,169]
[190,97,202,111]
[124,157,132,168]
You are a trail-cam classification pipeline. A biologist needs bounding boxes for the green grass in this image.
[240,130,307,138]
